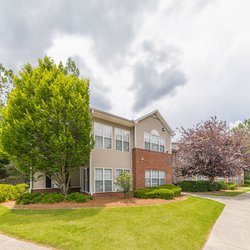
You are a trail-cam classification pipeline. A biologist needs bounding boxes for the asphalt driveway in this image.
[203,191,250,250]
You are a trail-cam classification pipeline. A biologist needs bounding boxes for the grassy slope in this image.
[0,197,224,250]
[211,187,250,197]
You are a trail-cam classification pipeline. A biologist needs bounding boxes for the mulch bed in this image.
[1,195,187,210]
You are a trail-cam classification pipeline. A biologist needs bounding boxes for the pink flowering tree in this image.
[175,117,249,182]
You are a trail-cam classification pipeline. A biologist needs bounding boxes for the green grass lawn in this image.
[210,187,250,197]
[0,197,224,250]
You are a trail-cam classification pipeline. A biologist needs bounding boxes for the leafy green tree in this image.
[115,171,133,198]
[0,64,13,105]
[1,56,94,196]
[235,119,250,180]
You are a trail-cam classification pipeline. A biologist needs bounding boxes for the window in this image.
[144,133,150,150]
[185,176,194,181]
[228,176,232,182]
[196,175,209,181]
[94,123,112,149]
[217,176,225,182]
[95,168,112,192]
[235,175,239,184]
[145,170,166,187]
[115,128,130,152]
[115,168,131,191]
[144,133,165,153]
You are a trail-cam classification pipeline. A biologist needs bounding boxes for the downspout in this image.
[89,152,93,195]
[29,166,33,193]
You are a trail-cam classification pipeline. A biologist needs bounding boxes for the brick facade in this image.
[132,148,173,190]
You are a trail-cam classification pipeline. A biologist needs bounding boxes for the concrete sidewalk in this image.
[0,234,50,250]
[202,192,250,250]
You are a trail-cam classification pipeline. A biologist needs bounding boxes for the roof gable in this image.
[135,110,174,135]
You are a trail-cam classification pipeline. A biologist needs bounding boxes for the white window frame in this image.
[94,168,113,193]
[235,175,239,184]
[94,122,112,150]
[217,176,225,182]
[114,168,131,191]
[145,170,166,187]
[144,132,165,153]
[115,128,130,152]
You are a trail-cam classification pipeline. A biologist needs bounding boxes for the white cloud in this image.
[1,0,250,130]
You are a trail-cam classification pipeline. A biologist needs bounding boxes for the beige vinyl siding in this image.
[33,172,46,189]
[135,115,171,153]
[32,168,80,189]
[91,117,133,192]
[70,168,80,187]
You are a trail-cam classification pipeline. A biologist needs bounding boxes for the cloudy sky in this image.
[1,0,250,135]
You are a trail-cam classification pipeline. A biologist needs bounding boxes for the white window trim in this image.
[94,122,113,150]
[145,170,166,187]
[94,167,113,193]
[115,128,130,152]
[144,132,165,153]
[114,168,131,191]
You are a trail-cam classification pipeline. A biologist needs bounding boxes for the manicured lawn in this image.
[0,197,224,250]
[210,187,250,197]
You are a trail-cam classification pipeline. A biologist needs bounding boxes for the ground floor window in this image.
[115,168,131,191]
[145,170,166,187]
[228,176,232,182]
[217,176,225,182]
[235,175,239,184]
[95,168,112,192]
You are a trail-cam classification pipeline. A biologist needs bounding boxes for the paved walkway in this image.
[188,192,250,250]
[0,234,50,250]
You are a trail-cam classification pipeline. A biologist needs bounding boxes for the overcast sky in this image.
[1,0,250,135]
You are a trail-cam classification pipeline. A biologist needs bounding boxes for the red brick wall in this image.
[132,148,173,190]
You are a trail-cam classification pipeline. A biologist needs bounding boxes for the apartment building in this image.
[32,107,174,194]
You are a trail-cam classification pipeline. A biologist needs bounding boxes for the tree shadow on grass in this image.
[0,205,103,227]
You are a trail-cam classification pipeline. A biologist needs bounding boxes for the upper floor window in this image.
[115,128,130,152]
[94,122,112,149]
[144,132,165,152]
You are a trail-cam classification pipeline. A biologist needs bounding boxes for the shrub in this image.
[16,193,42,205]
[134,184,181,199]
[156,184,182,196]
[66,192,92,203]
[16,193,64,205]
[241,184,250,187]
[147,189,174,200]
[115,171,133,198]
[0,183,28,202]
[224,182,237,190]
[178,181,225,192]
[16,192,92,205]
[42,193,64,203]
[244,180,250,186]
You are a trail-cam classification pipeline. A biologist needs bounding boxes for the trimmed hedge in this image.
[178,181,225,192]
[16,192,92,205]
[178,181,238,192]
[134,184,181,200]
[244,180,250,186]
[0,184,29,202]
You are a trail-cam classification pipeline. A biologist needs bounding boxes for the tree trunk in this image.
[58,164,71,198]
[209,176,215,183]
